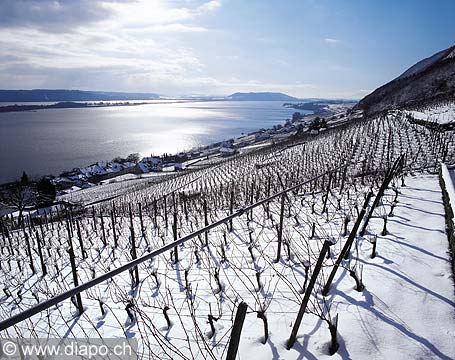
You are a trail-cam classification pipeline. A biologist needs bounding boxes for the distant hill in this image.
[0,89,160,102]
[355,45,455,113]
[226,92,299,101]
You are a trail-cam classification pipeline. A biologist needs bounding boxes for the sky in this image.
[0,0,454,99]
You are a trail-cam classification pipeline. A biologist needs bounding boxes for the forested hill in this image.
[0,89,160,102]
[226,92,299,101]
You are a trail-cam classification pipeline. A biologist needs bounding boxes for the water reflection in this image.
[0,101,299,182]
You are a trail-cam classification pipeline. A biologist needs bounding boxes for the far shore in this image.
[0,99,214,113]
[0,100,353,190]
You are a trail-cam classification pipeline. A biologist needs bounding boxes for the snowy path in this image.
[330,175,455,360]
[229,175,455,359]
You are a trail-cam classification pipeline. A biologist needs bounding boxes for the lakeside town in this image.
[51,101,356,194]
[0,99,356,217]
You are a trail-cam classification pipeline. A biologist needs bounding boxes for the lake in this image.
[0,101,303,183]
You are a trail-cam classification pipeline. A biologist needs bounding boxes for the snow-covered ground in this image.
[2,173,454,359]
[406,103,455,124]
[1,112,454,359]
[57,171,177,205]
[237,175,455,359]
[330,175,455,359]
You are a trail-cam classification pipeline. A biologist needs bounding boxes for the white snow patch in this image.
[405,103,455,124]
[441,163,455,212]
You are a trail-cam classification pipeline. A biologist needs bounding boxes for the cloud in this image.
[0,0,342,98]
[324,38,342,44]
[198,0,222,13]
[274,59,289,66]
[0,1,221,33]
[0,20,206,94]
[132,24,208,33]
[0,0,118,32]
[0,0,220,93]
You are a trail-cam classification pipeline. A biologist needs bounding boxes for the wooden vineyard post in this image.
[249,181,255,220]
[329,314,339,355]
[44,210,49,230]
[164,195,168,229]
[0,218,5,242]
[360,174,390,236]
[130,226,139,287]
[67,228,83,315]
[340,164,348,192]
[111,211,118,248]
[139,203,145,236]
[75,220,86,258]
[152,198,157,229]
[92,206,97,233]
[229,190,234,232]
[275,193,286,263]
[128,203,134,230]
[322,192,372,296]
[6,229,13,256]
[287,240,332,350]
[28,213,34,233]
[65,213,73,239]
[173,212,179,263]
[35,231,47,276]
[24,232,35,274]
[100,214,106,247]
[204,198,209,246]
[226,302,248,360]
[360,155,403,236]
[343,192,373,259]
[321,171,333,214]
[310,222,316,239]
[183,195,188,221]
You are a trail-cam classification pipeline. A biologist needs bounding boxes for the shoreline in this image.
[0,100,353,190]
[0,99,215,113]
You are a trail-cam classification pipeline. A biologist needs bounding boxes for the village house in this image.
[254,131,271,141]
[219,147,236,157]
[138,157,163,172]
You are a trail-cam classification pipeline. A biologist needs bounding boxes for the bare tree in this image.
[0,181,36,221]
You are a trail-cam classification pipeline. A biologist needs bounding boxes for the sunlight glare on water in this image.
[0,101,301,182]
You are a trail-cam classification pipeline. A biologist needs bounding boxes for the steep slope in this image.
[356,45,455,113]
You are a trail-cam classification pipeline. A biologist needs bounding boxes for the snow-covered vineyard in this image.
[1,110,455,359]
[406,101,455,125]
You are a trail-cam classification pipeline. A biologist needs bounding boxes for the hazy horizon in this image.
[0,89,360,101]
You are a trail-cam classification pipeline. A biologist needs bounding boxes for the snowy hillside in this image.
[356,45,455,113]
[405,102,455,124]
[397,46,455,80]
[0,111,454,359]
